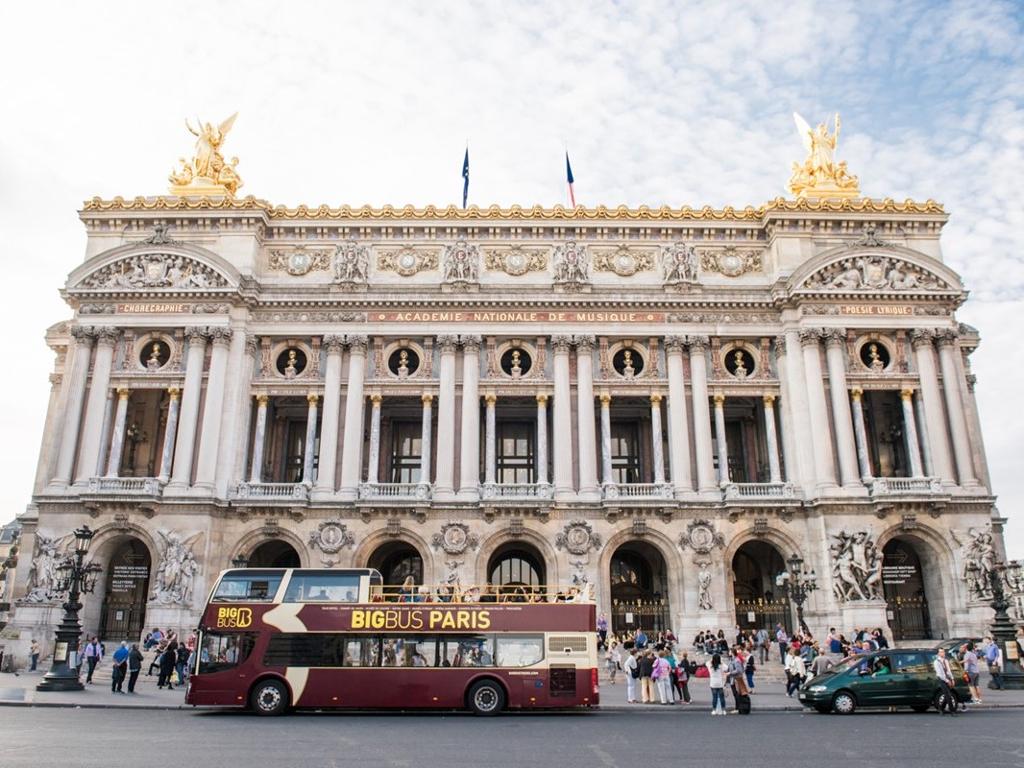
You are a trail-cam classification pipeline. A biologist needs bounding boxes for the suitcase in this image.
[736,693,751,714]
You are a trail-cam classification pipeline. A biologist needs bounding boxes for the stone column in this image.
[800,329,838,491]
[366,393,382,484]
[104,388,131,477]
[74,328,119,484]
[314,335,345,494]
[824,329,861,488]
[650,393,666,485]
[713,393,729,485]
[249,394,269,483]
[762,394,782,483]
[849,388,874,482]
[458,336,482,498]
[339,336,368,500]
[599,393,614,486]
[576,336,600,499]
[664,336,693,495]
[913,393,934,477]
[484,393,497,485]
[778,331,815,492]
[214,326,251,496]
[937,332,978,486]
[93,389,116,477]
[158,388,181,483]
[420,393,434,484]
[551,336,574,498]
[687,336,717,492]
[194,327,233,490]
[900,389,924,478]
[168,327,208,490]
[302,393,319,484]
[535,393,549,486]
[911,330,955,484]
[433,335,458,498]
[52,327,96,487]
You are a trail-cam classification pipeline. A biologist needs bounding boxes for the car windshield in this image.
[831,656,869,675]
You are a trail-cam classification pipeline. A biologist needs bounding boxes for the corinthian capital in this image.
[208,327,234,347]
[345,334,369,354]
[910,328,936,349]
[323,334,346,354]
[663,335,686,353]
[95,327,121,346]
[574,334,596,352]
[551,335,574,353]
[822,328,847,347]
[436,334,459,353]
[798,328,824,347]
[685,335,710,353]
[460,334,482,353]
[184,326,209,344]
[935,328,959,348]
[71,325,98,343]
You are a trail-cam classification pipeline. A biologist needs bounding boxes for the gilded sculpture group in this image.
[165,111,861,203]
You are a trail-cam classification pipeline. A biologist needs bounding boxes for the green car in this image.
[799,648,972,714]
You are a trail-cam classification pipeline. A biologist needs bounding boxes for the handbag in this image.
[695,665,709,678]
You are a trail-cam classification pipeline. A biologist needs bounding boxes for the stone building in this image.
[4,124,1013,662]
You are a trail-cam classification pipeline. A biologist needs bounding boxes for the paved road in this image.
[1,708,1021,768]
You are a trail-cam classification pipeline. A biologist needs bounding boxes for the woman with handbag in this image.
[707,653,728,715]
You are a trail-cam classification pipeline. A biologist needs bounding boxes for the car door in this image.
[892,651,931,705]
[851,653,895,705]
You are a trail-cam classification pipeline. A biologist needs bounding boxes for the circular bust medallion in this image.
[505,251,528,276]
[689,525,715,552]
[443,525,468,553]
[398,252,417,270]
[717,251,744,277]
[614,252,637,276]
[287,251,312,275]
[566,525,590,552]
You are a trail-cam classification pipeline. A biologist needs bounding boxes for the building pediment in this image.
[67,241,239,293]
[788,244,963,297]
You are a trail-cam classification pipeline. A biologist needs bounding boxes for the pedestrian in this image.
[623,648,639,704]
[29,639,40,672]
[933,647,958,716]
[827,627,842,656]
[707,653,728,715]
[784,646,806,697]
[127,643,144,693]
[605,642,619,685]
[634,627,648,651]
[144,627,162,650]
[111,642,129,693]
[775,624,789,664]
[755,626,769,664]
[984,637,1003,690]
[652,650,672,705]
[158,643,176,690]
[597,613,608,651]
[638,650,655,703]
[745,648,756,691]
[83,636,102,684]
[962,642,982,704]
[176,642,190,685]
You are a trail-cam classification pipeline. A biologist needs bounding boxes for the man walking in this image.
[933,647,958,716]
[623,648,639,704]
[985,637,1004,690]
[638,650,655,704]
[29,639,40,672]
[82,636,102,684]
[111,642,129,693]
[127,644,144,693]
[962,642,982,704]
[596,613,608,652]
[775,624,789,664]
[755,626,769,664]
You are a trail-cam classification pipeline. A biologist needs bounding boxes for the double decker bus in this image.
[186,568,599,715]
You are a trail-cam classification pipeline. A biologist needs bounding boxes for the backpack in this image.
[630,661,641,679]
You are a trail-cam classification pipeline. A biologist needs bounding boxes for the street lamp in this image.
[231,553,249,568]
[37,525,102,692]
[986,561,1024,690]
[776,553,817,634]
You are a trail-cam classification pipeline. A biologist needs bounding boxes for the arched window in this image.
[488,545,545,587]
[368,542,424,586]
[248,540,301,568]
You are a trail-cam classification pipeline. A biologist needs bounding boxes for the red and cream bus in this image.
[186,568,599,715]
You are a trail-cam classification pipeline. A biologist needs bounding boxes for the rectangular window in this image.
[610,422,641,484]
[263,633,350,667]
[283,419,307,483]
[283,571,361,603]
[379,637,438,667]
[390,421,422,484]
[212,571,283,602]
[495,635,544,667]
[344,637,379,667]
[439,636,494,668]
[496,421,535,484]
[198,632,257,674]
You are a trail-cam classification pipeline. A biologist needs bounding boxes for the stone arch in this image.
[723,526,806,633]
[80,524,159,642]
[231,526,311,569]
[352,528,435,583]
[66,240,241,291]
[786,242,964,296]
[875,523,959,639]
[597,526,684,635]
[474,528,559,588]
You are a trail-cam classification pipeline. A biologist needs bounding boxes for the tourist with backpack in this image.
[623,648,639,703]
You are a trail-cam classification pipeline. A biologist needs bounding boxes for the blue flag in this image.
[462,148,469,209]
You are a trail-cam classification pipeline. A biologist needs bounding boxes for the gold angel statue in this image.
[788,112,860,199]
[168,112,243,197]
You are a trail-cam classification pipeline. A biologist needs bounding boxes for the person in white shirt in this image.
[707,653,728,715]
[784,647,806,696]
[623,649,639,704]
[932,648,958,716]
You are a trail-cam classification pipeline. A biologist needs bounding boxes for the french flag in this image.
[565,152,576,208]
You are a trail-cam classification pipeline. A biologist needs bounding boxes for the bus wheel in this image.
[467,680,505,716]
[250,679,289,716]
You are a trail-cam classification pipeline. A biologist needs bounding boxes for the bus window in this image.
[440,636,494,668]
[343,638,379,667]
[387,637,436,667]
[213,571,283,602]
[496,636,544,667]
[199,632,256,674]
[283,572,361,603]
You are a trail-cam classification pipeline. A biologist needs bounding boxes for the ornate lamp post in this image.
[231,553,249,569]
[986,561,1024,690]
[776,553,818,634]
[37,525,102,691]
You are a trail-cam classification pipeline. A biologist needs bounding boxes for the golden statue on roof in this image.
[168,113,243,197]
[788,112,860,200]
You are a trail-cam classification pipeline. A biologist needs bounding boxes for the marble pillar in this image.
[458,336,481,498]
[664,336,693,495]
[339,336,368,500]
[314,335,345,494]
[762,394,782,483]
[900,388,925,478]
[484,393,497,485]
[94,388,115,477]
[650,393,666,485]
[911,330,955,484]
[249,394,269,483]
[104,388,131,477]
[552,337,574,498]
[937,332,978,486]
[420,393,434,485]
[575,337,600,499]
[913,392,934,477]
[688,337,716,492]
[824,330,860,488]
[713,394,729,485]
[599,393,614,486]
[303,393,319,484]
[535,393,549,486]
[194,327,233,490]
[366,394,382,485]
[168,327,208,489]
[849,388,874,482]
[799,329,838,491]
[158,388,181,483]
[433,335,458,498]
[74,328,118,484]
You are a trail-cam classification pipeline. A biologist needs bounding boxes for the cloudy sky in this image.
[1,1,1021,554]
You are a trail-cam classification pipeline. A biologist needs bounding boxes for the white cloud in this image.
[1,0,1022,555]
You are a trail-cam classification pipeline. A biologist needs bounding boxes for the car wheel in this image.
[832,691,856,715]
[911,704,930,713]
[250,679,289,716]
[467,679,505,716]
